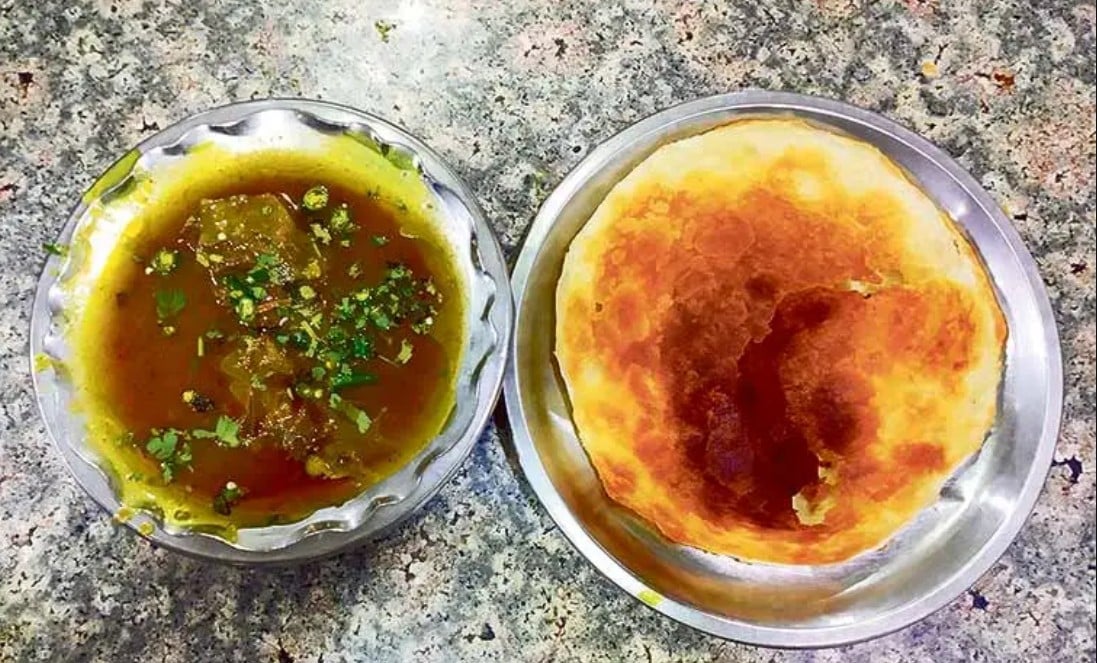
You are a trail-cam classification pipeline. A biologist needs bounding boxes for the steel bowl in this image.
[504,91,1062,646]
[31,99,513,565]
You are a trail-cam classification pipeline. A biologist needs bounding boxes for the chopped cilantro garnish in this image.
[235,296,256,322]
[369,309,393,330]
[371,235,390,247]
[375,19,395,42]
[254,253,279,270]
[329,393,373,433]
[155,289,186,321]
[302,185,329,211]
[145,248,179,276]
[385,263,413,280]
[350,336,372,358]
[214,416,241,447]
[334,297,355,320]
[146,430,177,460]
[330,369,377,390]
[395,338,413,364]
[212,481,244,515]
[354,409,372,433]
[43,242,69,257]
[302,260,322,280]
[145,429,192,483]
[330,206,352,234]
[192,415,243,448]
[311,223,332,245]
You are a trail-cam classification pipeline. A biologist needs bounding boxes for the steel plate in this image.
[503,91,1062,647]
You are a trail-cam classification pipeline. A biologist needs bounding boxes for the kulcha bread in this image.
[555,118,1006,565]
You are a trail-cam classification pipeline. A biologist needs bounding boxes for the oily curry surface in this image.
[555,119,1006,565]
[77,172,463,529]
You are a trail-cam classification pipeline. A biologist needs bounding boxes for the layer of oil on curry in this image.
[81,176,463,528]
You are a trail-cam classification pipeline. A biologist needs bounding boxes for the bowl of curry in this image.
[31,99,512,564]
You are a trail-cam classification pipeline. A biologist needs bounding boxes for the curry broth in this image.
[86,176,463,526]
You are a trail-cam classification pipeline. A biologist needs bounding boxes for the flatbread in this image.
[555,118,1006,565]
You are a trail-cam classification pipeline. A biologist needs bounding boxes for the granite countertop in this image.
[1,1,1094,661]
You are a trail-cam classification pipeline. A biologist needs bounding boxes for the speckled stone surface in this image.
[1,0,1094,661]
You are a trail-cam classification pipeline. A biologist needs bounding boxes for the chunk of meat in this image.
[186,194,324,328]
[220,336,334,456]
[189,193,318,275]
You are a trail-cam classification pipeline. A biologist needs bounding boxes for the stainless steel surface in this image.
[31,99,513,565]
[503,91,1062,647]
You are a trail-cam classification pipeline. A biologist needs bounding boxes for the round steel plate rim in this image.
[504,90,1062,647]
[31,97,514,565]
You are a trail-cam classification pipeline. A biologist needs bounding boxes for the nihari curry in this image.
[71,169,464,530]
[556,118,1007,565]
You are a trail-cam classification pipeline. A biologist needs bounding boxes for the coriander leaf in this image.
[310,223,332,245]
[194,416,243,447]
[235,296,256,322]
[411,315,435,335]
[330,206,352,234]
[254,253,279,270]
[374,19,395,42]
[43,242,68,257]
[302,185,329,211]
[146,430,178,460]
[328,394,372,434]
[214,416,242,447]
[395,338,413,364]
[145,248,179,276]
[175,442,193,466]
[354,409,372,434]
[350,336,372,359]
[369,309,392,330]
[330,370,377,391]
[155,289,187,320]
[385,263,412,280]
[212,481,244,515]
[145,430,191,483]
[371,235,390,247]
[302,259,322,280]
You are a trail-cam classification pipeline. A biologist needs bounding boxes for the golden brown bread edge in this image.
[555,118,1007,565]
